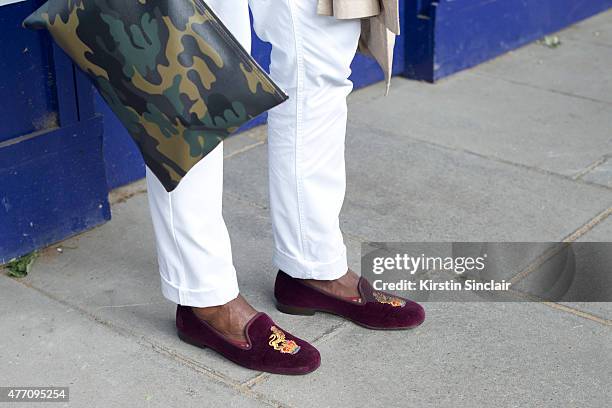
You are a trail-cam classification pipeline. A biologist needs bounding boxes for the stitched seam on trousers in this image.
[167,192,187,305]
[286,0,310,262]
[273,245,347,270]
[159,271,236,295]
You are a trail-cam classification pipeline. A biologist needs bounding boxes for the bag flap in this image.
[22,2,50,30]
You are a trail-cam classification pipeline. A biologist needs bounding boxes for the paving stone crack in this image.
[573,155,611,180]
[358,124,612,193]
[3,275,296,408]
[469,71,612,106]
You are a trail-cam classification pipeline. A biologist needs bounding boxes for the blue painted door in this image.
[0,0,110,263]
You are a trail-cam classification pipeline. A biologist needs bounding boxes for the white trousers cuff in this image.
[273,244,348,280]
[159,271,240,308]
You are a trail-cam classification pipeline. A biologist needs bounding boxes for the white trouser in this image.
[145,0,361,307]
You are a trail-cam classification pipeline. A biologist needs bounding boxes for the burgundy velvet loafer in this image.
[176,305,320,375]
[274,270,425,330]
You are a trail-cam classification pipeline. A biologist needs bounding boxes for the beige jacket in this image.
[317,0,399,94]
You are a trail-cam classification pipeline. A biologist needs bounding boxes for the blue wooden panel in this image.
[95,92,145,190]
[0,116,110,263]
[74,69,96,120]
[403,0,612,82]
[1,1,111,262]
[434,0,612,80]
[0,0,58,142]
[402,0,436,81]
[50,44,80,125]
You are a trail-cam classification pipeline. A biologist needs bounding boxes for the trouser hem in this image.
[159,271,239,307]
[273,246,348,280]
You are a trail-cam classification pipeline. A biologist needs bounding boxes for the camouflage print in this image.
[23,0,288,192]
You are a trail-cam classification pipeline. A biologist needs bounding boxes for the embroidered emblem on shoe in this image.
[268,326,301,354]
[373,291,406,307]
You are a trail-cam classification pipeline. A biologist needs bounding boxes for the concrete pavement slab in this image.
[253,301,612,408]
[578,216,612,242]
[224,126,612,242]
[475,13,612,105]
[348,75,612,179]
[559,218,612,320]
[0,276,273,408]
[559,302,612,321]
[20,191,346,384]
[513,242,612,303]
[223,126,268,159]
[562,9,612,50]
[475,38,612,104]
[582,158,612,189]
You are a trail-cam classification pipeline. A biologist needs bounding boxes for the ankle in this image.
[301,270,361,300]
[190,295,258,326]
[192,303,226,320]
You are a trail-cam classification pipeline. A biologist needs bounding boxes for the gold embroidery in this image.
[373,291,406,307]
[268,326,300,354]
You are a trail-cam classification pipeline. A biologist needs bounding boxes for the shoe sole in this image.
[275,302,424,331]
[177,330,320,375]
[177,331,208,349]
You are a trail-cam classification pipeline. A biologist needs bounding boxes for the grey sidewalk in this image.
[2,10,612,408]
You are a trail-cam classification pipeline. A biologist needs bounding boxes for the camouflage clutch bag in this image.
[23,0,288,192]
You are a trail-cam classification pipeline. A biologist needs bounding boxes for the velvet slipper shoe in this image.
[176,305,320,375]
[274,270,425,330]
